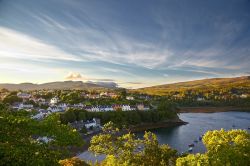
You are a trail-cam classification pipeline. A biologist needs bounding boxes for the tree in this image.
[2,95,22,104]
[63,110,77,123]
[157,99,177,112]
[59,157,89,166]
[80,126,87,134]
[116,88,126,99]
[78,112,86,121]
[89,122,178,166]
[176,129,250,166]
[0,109,84,165]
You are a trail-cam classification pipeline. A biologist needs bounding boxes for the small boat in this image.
[199,136,202,141]
[188,144,195,147]
[188,147,193,152]
[138,146,143,150]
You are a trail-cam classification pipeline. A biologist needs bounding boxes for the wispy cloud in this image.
[0,27,83,62]
[0,0,249,87]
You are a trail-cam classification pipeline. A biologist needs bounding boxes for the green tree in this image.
[59,157,89,166]
[176,129,250,166]
[0,109,84,166]
[2,95,22,104]
[157,99,177,112]
[63,110,77,123]
[89,122,177,166]
[78,112,87,121]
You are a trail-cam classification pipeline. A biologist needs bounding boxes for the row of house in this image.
[12,103,34,110]
[31,105,67,120]
[85,104,150,112]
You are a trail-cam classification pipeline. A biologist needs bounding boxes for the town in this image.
[0,89,153,132]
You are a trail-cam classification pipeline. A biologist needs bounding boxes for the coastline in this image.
[129,118,188,132]
[70,118,187,155]
[71,107,250,156]
[178,106,250,113]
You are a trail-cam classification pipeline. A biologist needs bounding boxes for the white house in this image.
[36,98,46,105]
[144,106,150,111]
[72,103,85,108]
[91,106,100,112]
[99,106,106,112]
[32,109,51,120]
[85,118,101,129]
[18,103,33,109]
[50,97,59,105]
[240,94,248,99]
[47,106,63,113]
[197,97,205,101]
[126,96,134,100]
[31,112,45,120]
[58,103,68,111]
[104,106,114,112]
[87,94,100,99]
[100,92,108,96]
[136,104,150,111]
[122,105,132,111]
[36,136,53,143]
[17,92,31,99]
[137,104,145,111]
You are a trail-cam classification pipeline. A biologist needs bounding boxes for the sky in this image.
[0,0,250,88]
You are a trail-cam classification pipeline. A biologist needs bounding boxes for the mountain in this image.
[86,81,118,89]
[133,76,250,95]
[0,81,117,91]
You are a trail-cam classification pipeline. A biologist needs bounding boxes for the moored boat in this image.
[188,144,194,147]
[188,147,193,152]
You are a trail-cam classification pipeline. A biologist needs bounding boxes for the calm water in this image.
[138,112,250,153]
[78,112,250,161]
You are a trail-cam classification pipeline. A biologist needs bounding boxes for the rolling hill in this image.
[133,76,250,95]
[0,81,117,91]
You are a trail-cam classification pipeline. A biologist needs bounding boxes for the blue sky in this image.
[0,0,250,88]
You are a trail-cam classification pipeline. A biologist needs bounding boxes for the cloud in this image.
[0,27,83,62]
[64,72,115,82]
[65,72,84,80]
[1,0,250,87]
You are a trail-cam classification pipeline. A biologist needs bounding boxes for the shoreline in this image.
[71,118,187,155]
[129,119,188,132]
[178,106,250,113]
[71,108,249,156]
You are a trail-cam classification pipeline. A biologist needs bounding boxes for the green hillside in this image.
[0,81,114,91]
[133,76,250,95]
